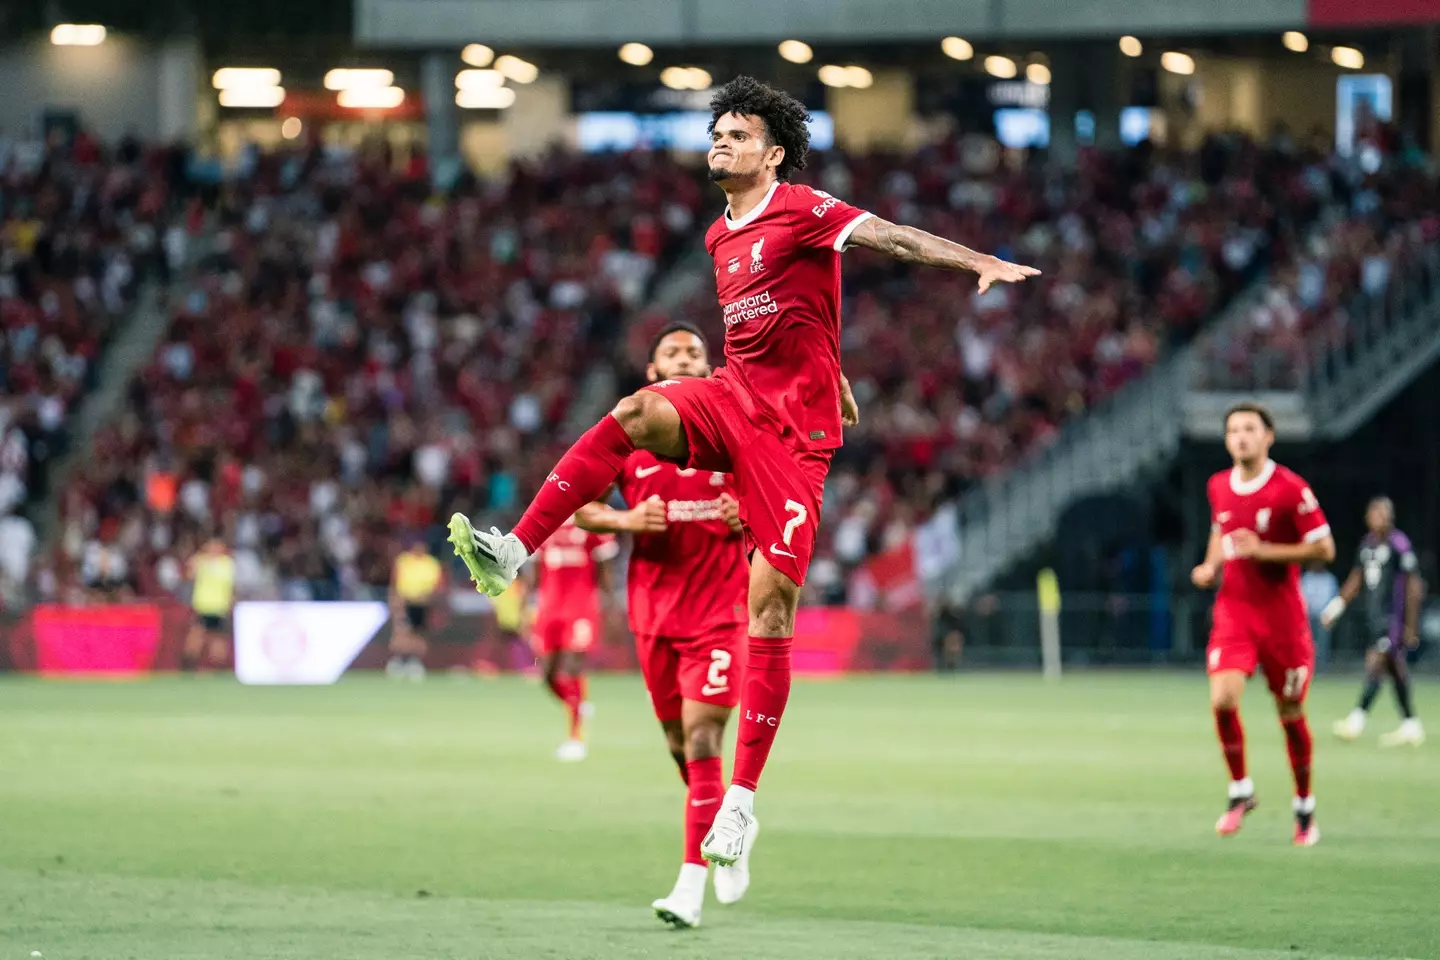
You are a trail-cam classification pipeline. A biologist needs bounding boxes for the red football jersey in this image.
[705,180,872,452]
[1208,460,1331,624]
[535,518,617,624]
[615,450,748,637]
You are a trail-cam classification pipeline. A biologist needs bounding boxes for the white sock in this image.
[1292,794,1316,815]
[1228,777,1254,799]
[1402,717,1423,732]
[671,862,707,901]
[724,785,756,811]
[1348,708,1367,727]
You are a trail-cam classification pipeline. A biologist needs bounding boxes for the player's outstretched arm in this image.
[846,216,1041,293]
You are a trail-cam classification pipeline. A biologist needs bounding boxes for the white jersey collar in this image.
[725,180,780,231]
[1230,459,1276,496]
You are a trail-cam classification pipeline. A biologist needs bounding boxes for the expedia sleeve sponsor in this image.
[722,290,778,327]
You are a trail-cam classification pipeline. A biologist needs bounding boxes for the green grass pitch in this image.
[2,672,1436,960]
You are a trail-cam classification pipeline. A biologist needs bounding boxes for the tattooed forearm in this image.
[848,217,984,271]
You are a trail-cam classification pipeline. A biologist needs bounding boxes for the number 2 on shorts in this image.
[782,500,807,547]
[702,649,732,697]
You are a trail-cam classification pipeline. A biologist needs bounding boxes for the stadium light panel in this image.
[456,69,505,90]
[337,86,406,109]
[779,40,813,64]
[1331,46,1364,69]
[495,55,539,84]
[942,37,974,61]
[619,43,653,66]
[213,67,281,90]
[462,44,495,67]
[281,117,303,140]
[456,86,517,109]
[1026,63,1051,85]
[817,65,848,88]
[1160,51,1195,75]
[323,69,394,91]
[1119,36,1142,57]
[659,66,710,90]
[984,56,1017,79]
[218,86,286,108]
[50,24,107,46]
[1282,31,1309,53]
[843,66,873,89]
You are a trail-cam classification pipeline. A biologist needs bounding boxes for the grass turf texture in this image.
[2,673,1436,960]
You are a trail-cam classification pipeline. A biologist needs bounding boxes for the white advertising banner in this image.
[234,601,390,685]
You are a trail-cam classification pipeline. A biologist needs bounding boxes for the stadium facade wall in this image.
[0,38,200,143]
[355,0,1308,46]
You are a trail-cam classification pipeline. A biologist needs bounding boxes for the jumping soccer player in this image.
[1192,403,1335,846]
[532,518,617,761]
[447,75,1038,866]
[575,322,752,929]
[1328,496,1426,747]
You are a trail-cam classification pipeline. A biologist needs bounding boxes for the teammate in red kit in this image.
[1191,403,1336,846]
[532,517,618,762]
[575,322,751,929]
[447,75,1039,866]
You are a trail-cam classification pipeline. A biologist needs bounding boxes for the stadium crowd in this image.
[1202,155,1440,389]
[33,125,1435,611]
[1,129,187,603]
[46,142,707,603]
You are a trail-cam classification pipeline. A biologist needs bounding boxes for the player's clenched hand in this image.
[628,495,668,534]
[975,255,1041,294]
[1228,529,1264,559]
[718,492,744,535]
[1191,563,1218,589]
[840,374,860,428]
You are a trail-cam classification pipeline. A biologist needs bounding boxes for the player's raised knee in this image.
[611,391,678,448]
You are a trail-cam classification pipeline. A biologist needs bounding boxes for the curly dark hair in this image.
[708,75,811,182]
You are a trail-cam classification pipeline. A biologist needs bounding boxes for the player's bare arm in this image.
[847,216,1041,293]
[1404,572,1424,646]
[574,495,668,535]
[1321,567,1363,627]
[839,373,859,428]
[1192,528,1223,589]
[1229,529,1336,565]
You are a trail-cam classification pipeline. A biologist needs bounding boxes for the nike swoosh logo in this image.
[769,543,797,559]
[1218,512,1232,521]
[636,465,663,478]
[701,685,728,696]
[690,797,720,807]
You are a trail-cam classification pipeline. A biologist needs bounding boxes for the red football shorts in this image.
[642,372,831,586]
[1207,602,1315,700]
[532,616,598,655]
[636,623,747,722]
